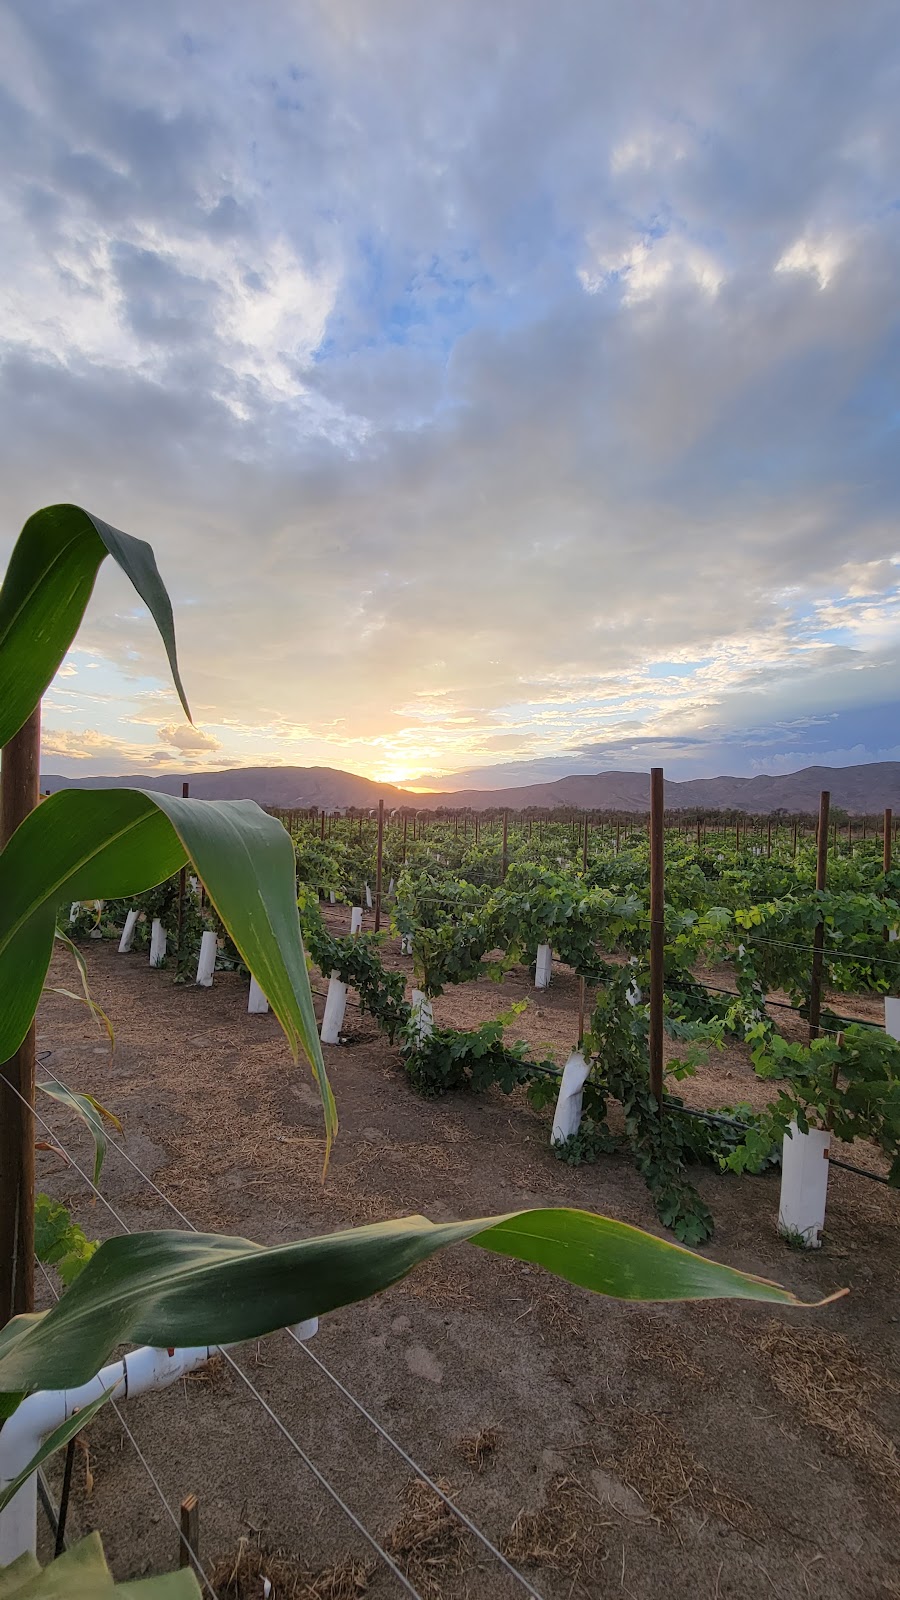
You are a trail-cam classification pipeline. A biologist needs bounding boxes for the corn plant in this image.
[0,506,819,1520]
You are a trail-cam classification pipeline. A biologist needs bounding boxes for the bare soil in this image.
[33,917,900,1599]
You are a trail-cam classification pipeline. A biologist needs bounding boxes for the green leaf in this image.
[0,1390,113,1516]
[0,1533,201,1598]
[37,1082,121,1186]
[0,789,336,1155]
[0,504,189,749]
[0,1210,818,1397]
[34,1194,98,1286]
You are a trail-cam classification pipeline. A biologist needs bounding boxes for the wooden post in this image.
[0,706,41,1324]
[582,813,589,874]
[501,811,509,879]
[884,809,892,874]
[696,817,702,850]
[793,818,798,857]
[373,799,384,931]
[767,818,772,857]
[179,1493,199,1571]
[808,790,830,1042]
[320,809,326,840]
[648,768,665,1109]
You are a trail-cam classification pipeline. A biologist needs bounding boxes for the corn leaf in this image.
[0,1392,112,1517]
[0,789,335,1153]
[0,504,189,749]
[0,1210,816,1397]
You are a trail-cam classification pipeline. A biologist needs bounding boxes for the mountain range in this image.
[40,761,900,815]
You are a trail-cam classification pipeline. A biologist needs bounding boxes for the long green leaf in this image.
[0,789,335,1152]
[0,1390,112,1516]
[0,1533,201,1598]
[37,1082,121,1186]
[0,1211,819,1396]
[0,504,189,748]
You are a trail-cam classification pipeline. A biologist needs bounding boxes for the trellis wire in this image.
[29,1083,546,1600]
[34,1256,218,1600]
[20,1092,426,1600]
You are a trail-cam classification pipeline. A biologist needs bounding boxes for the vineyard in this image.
[2,508,899,1600]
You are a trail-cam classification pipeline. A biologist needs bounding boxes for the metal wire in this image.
[39,1073,546,1600]
[34,1257,218,1599]
[22,1093,427,1599]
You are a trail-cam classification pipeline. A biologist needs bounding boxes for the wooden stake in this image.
[179,1493,199,1571]
[501,811,509,879]
[582,813,589,875]
[374,799,384,931]
[0,705,40,1324]
[884,808,893,874]
[808,790,830,1041]
[649,768,665,1109]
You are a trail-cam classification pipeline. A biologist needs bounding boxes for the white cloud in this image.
[157,723,221,753]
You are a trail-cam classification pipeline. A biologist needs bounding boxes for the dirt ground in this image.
[32,914,900,1600]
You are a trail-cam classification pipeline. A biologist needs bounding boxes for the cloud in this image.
[156,723,221,753]
[1,0,898,785]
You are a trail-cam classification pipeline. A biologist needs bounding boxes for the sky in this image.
[1,0,899,790]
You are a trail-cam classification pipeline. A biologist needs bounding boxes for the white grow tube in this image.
[0,1320,320,1565]
[195,929,217,987]
[534,943,552,990]
[551,1052,591,1144]
[149,919,166,967]
[320,974,348,1044]
[117,909,139,954]
[778,1123,830,1248]
[248,976,269,1014]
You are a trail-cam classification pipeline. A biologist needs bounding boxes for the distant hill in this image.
[40,760,900,814]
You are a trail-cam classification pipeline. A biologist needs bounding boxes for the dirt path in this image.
[32,931,900,1599]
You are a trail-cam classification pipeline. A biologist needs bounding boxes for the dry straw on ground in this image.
[753,1322,900,1496]
[209,1537,371,1599]
[503,1473,609,1586]
[599,1404,759,1534]
[456,1426,502,1472]
[383,1476,467,1598]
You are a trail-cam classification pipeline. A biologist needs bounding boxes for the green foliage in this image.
[402,1004,557,1096]
[34,1194,98,1285]
[0,1210,806,1399]
[551,1123,618,1166]
[299,893,410,1039]
[0,1530,201,1595]
[737,1025,900,1184]
[0,787,336,1151]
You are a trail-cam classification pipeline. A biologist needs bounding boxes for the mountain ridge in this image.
[40,760,900,814]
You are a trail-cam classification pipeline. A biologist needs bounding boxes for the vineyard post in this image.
[501,811,509,879]
[582,813,589,874]
[884,808,892,875]
[793,818,798,857]
[808,790,830,1041]
[767,818,772,857]
[649,767,665,1109]
[0,705,40,1324]
[320,809,325,841]
[176,780,190,956]
[696,817,702,850]
[402,813,408,861]
[373,799,385,932]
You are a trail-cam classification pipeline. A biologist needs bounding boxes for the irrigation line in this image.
[22,1097,426,1600]
[664,1105,893,1187]
[686,980,885,1035]
[34,1258,219,1599]
[30,1085,545,1600]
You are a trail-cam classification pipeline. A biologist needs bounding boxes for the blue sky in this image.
[1,0,898,787]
